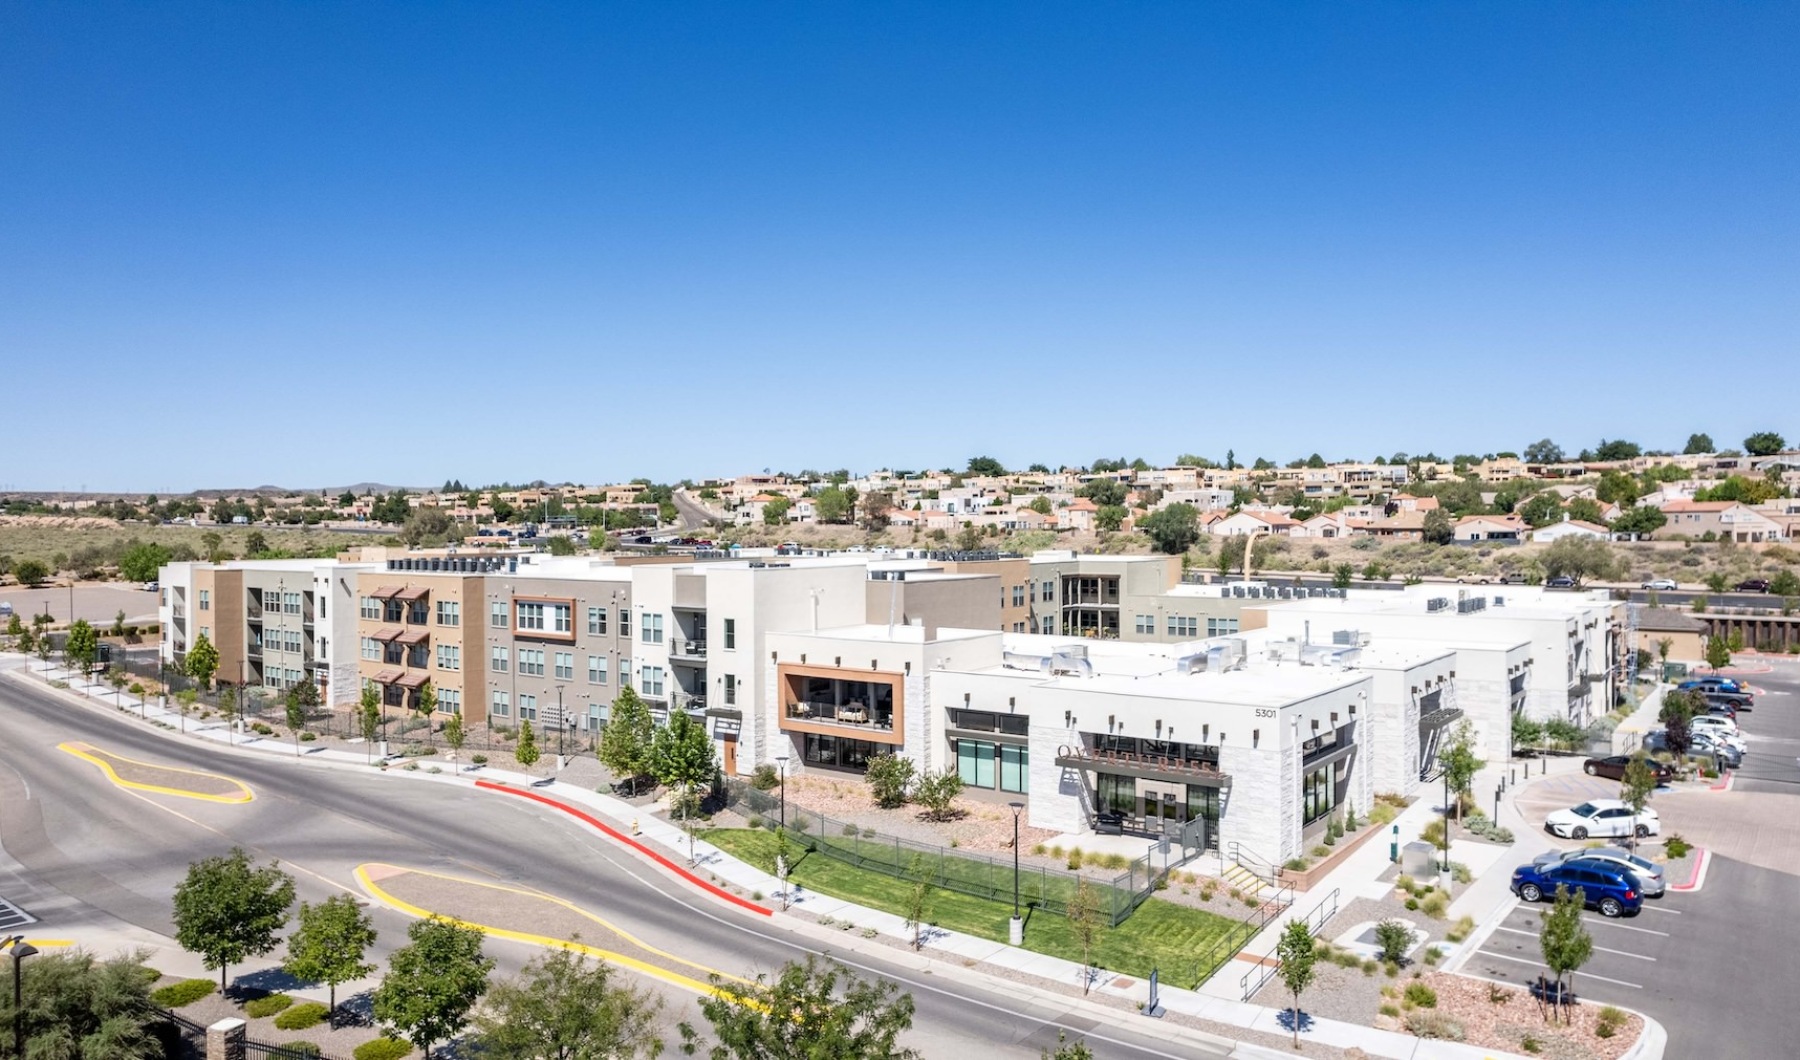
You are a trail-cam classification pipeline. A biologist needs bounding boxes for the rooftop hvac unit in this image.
[1332,629,1361,646]
[1494,596,1505,607]
[1427,597,1450,612]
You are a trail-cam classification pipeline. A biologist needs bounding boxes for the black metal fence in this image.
[155,1008,349,1060]
[720,778,1205,927]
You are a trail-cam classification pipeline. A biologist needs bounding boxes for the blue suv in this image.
[1511,861,1643,917]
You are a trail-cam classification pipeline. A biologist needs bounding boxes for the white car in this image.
[1690,718,1746,752]
[1641,578,1678,591]
[1545,799,1660,840]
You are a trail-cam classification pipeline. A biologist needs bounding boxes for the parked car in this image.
[1581,755,1674,782]
[1700,692,1751,713]
[1531,847,1668,898]
[1736,578,1772,593]
[1545,576,1577,589]
[0,602,12,618]
[1690,720,1747,754]
[1545,799,1659,840]
[1511,861,1644,917]
[1689,713,1741,738]
[1641,578,1679,591]
[1679,676,1745,695]
[142,580,158,592]
[1643,730,1743,767]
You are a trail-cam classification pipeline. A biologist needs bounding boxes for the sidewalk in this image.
[3,656,1633,1059]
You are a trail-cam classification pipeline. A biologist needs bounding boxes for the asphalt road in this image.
[0,675,1227,1059]
[670,489,721,531]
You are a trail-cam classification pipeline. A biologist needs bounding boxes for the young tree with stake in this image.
[284,893,376,1025]
[1276,919,1318,1048]
[1538,884,1593,1025]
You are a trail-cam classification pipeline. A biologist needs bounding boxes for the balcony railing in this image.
[785,701,894,732]
[1054,744,1230,786]
[670,639,708,661]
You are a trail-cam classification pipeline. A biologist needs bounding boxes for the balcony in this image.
[670,639,708,663]
[785,700,894,733]
[1054,744,1231,787]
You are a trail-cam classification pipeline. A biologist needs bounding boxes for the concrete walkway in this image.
[1,656,1664,1059]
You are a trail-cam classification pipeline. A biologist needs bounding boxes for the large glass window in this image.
[802,734,885,773]
[1302,762,1340,825]
[956,740,996,788]
[1000,745,1028,794]
[1096,773,1135,816]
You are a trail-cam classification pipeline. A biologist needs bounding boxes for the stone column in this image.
[206,1017,246,1060]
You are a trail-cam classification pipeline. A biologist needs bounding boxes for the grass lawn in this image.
[707,828,1255,986]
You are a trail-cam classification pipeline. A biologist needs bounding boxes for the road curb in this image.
[1669,848,1708,892]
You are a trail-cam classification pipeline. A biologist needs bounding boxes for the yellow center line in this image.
[354,863,753,998]
[56,741,254,804]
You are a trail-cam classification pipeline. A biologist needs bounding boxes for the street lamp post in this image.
[1008,801,1025,945]
[555,684,566,758]
[1442,769,1452,876]
[775,754,790,830]
[6,935,39,1059]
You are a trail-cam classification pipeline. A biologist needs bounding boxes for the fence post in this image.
[205,1018,246,1060]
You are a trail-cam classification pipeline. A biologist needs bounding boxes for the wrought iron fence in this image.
[720,778,1204,927]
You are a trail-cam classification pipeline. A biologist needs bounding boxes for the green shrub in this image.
[751,763,780,791]
[1384,960,1400,978]
[1369,802,1399,826]
[1066,849,1083,870]
[252,722,274,735]
[1422,945,1443,966]
[1596,1005,1627,1039]
[1420,819,1446,847]
[1665,834,1691,858]
[1361,958,1378,975]
[1396,873,1415,894]
[1322,832,1336,847]
[1445,915,1476,943]
[354,1039,415,1060]
[299,731,317,742]
[279,1043,322,1057]
[244,993,294,1018]
[1379,1002,1400,1018]
[151,979,215,1007]
[1404,1011,1462,1040]
[1374,918,1412,963]
[471,753,488,765]
[1405,897,1420,911]
[1449,862,1472,885]
[1421,891,1449,919]
[1311,844,1331,857]
[1521,1034,1542,1053]
[1404,981,1438,1008]
[274,1002,329,1031]
[1285,857,1309,871]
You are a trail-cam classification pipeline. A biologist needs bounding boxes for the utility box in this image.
[1400,841,1438,878]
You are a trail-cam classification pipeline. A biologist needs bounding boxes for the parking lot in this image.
[1475,657,1800,1057]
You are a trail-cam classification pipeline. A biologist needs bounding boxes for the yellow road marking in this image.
[21,939,73,947]
[354,863,752,998]
[56,742,254,804]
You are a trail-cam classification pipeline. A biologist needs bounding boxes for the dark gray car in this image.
[1531,846,1666,897]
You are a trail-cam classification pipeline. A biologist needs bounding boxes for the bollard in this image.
[1390,823,1399,863]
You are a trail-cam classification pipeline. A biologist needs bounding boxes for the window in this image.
[640,666,664,696]
[587,655,607,684]
[436,600,460,626]
[407,602,427,624]
[1135,614,1155,635]
[723,618,736,650]
[552,604,571,633]
[491,646,509,672]
[517,603,545,631]
[360,597,380,620]
[554,652,574,680]
[491,690,511,717]
[957,740,996,788]
[199,590,210,611]
[723,674,737,705]
[491,601,509,628]
[641,613,663,644]
[1207,617,1240,637]
[437,644,460,671]
[1013,622,1025,633]
[439,688,461,715]
[1167,616,1197,638]
[619,658,631,687]
[621,610,632,639]
[1040,617,1056,635]
[519,693,537,720]
[361,637,379,661]
[1000,745,1029,793]
[1012,585,1025,607]
[284,592,301,615]
[520,649,545,676]
[1302,762,1340,825]
[587,607,607,635]
[408,644,429,668]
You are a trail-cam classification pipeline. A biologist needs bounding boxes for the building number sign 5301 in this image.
[1254,708,1277,719]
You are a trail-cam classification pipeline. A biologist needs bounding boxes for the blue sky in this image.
[2,2,1794,492]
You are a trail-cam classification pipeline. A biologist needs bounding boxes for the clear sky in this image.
[2,2,1794,492]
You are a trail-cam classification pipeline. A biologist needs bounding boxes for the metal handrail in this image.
[1057,744,1226,780]
[1238,886,1340,1000]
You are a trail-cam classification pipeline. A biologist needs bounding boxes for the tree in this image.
[1610,504,1666,536]
[1095,504,1127,532]
[814,484,855,523]
[118,542,172,583]
[1593,439,1641,462]
[65,618,99,673]
[1041,1032,1096,1059]
[1523,439,1565,464]
[679,955,918,1060]
[955,524,983,551]
[1421,508,1453,545]
[1539,537,1619,586]
[185,631,220,689]
[1620,754,1658,851]
[374,917,494,1058]
[1659,691,1697,760]
[903,855,933,951]
[1066,879,1104,995]
[1744,431,1787,457]
[1028,495,1053,515]
[12,558,48,585]
[285,679,319,755]
[285,894,377,1022]
[200,530,227,563]
[965,456,1006,477]
[651,708,716,797]
[1683,433,1714,455]
[864,752,915,809]
[1139,503,1200,555]
[1517,492,1565,529]
[172,847,296,993]
[547,535,577,556]
[1538,884,1593,1025]
[443,712,466,754]
[912,769,964,822]
[760,496,792,525]
[1437,720,1485,824]
[1276,918,1318,1047]
[1770,569,1800,597]
[244,530,269,557]
[1511,713,1544,753]
[1704,633,1732,672]
[516,717,541,766]
[1077,479,1128,507]
[1331,563,1354,590]
[1565,497,1606,526]
[599,688,655,792]
[472,944,664,1060]
[360,682,382,760]
[0,949,164,1059]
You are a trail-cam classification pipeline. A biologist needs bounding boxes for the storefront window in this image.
[1000,745,1028,794]
[957,740,996,788]
[1096,773,1135,816]
[1302,762,1339,825]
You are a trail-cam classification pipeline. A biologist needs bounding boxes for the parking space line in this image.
[1475,949,1643,989]
[1581,918,1667,936]
[1492,925,1655,960]
[1639,904,1681,914]
[1575,970,1646,989]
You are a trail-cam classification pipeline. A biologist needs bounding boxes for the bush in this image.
[299,731,316,742]
[274,1002,330,1031]
[1374,918,1413,963]
[152,979,215,1007]
[1403,981,1438,1009]
[471,753,488,765]
[1445,915,1476,943]
[1521,1034,1542,1053]
[1285,857,1309,871]
[1450,862,1472,885]
[1420,819,1446,847]
[279,1043,322,1057]
[864,753,915,808]
[1421,891,1450,919]
[1665,834,1691,858]
[1311,844,1331,858]
[1066,849,1083,870]
[354,1039,415,1060]
[1596,1005,1627,1039]
[1379,1003,1401,1018]
[1405,897,1420,911]
[244,993,295,1018]
[751,763,780,791]
[252,722,274,735]
[1404,1011,1463,1040]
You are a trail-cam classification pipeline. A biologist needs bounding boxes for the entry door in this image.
[721,736,738,776]
[1139,781,1186,833]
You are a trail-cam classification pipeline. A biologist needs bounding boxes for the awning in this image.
[395,628,431,645]
[370,586,404,599]
[397,671,431,689]
[372,667,404,684]
[395,586,431,602]
[372,626,405,642]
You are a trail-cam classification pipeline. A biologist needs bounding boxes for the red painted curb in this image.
[476,780,772,917]
[1671,848,1708,891]
[1709,769,1733,791]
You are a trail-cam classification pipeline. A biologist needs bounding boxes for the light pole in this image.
[1008,801,1025,945]
[775,754,792,910]
[554,684,566,757]
[6,935,39,1059]
[775,754,790,830]
[1442,769,1451,876]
